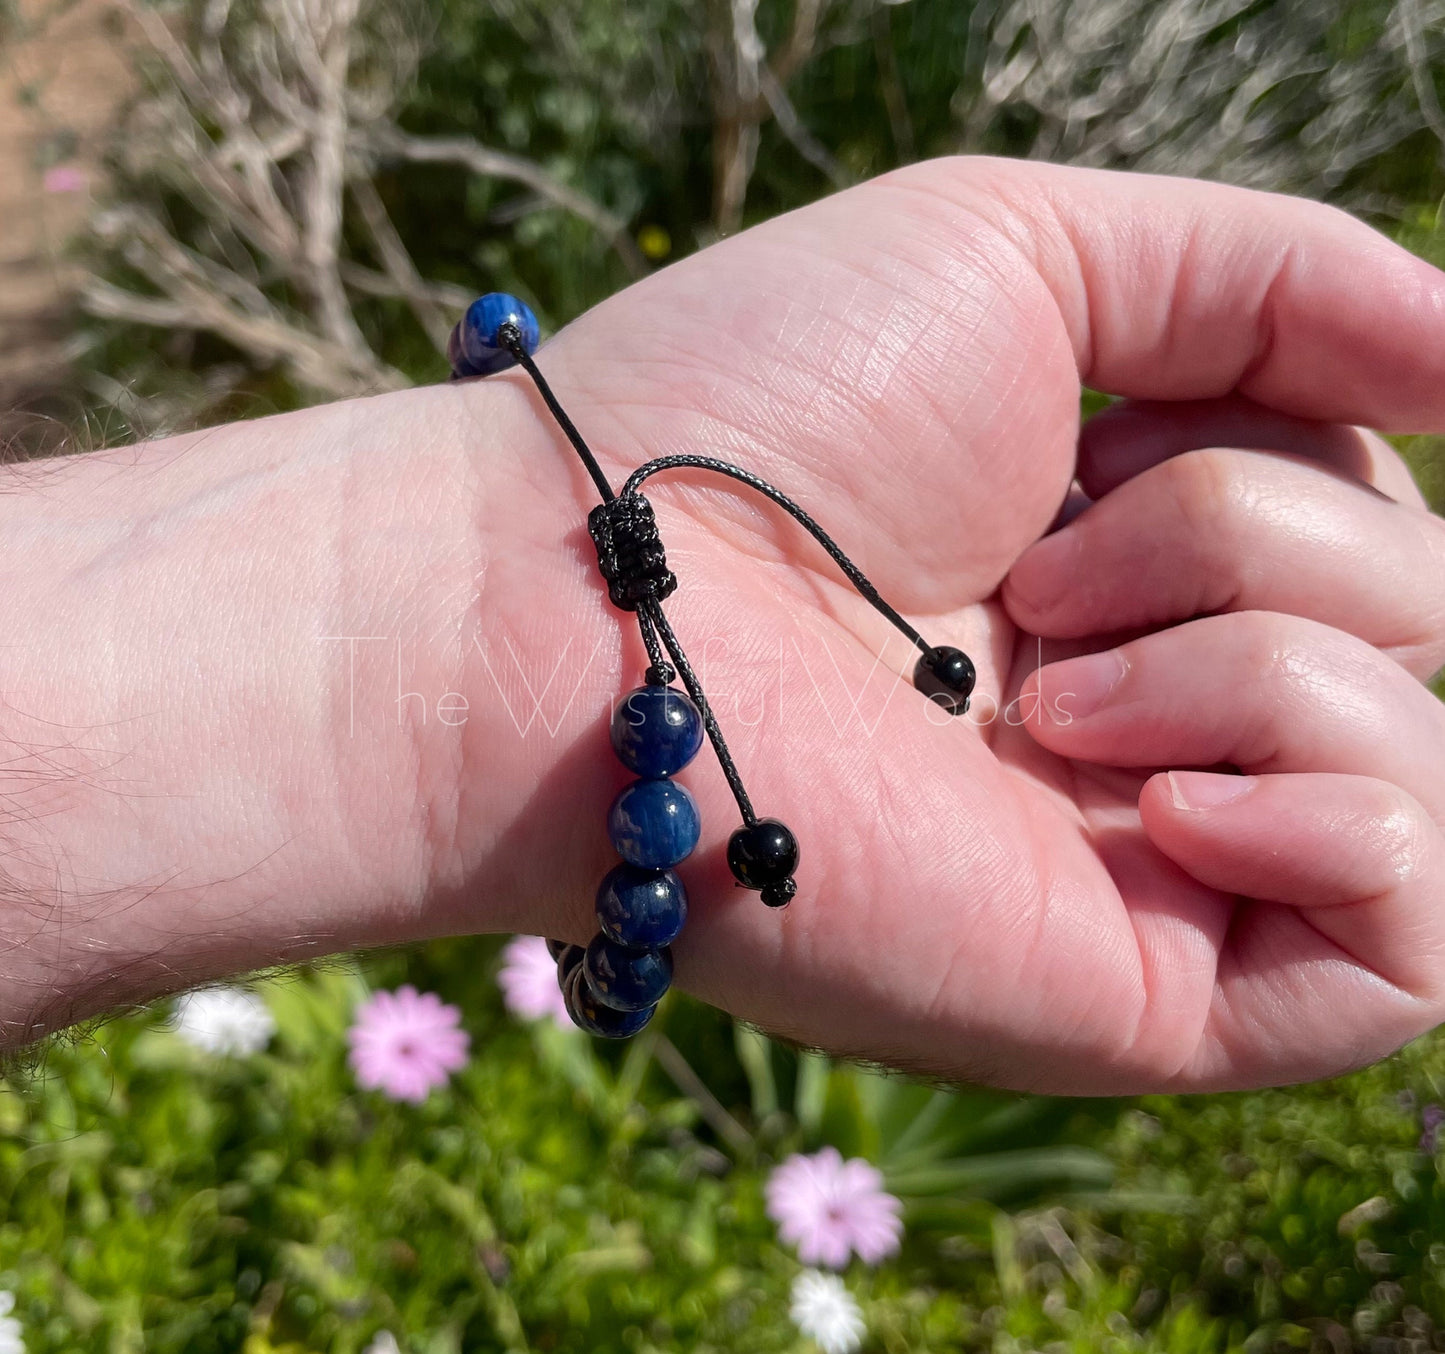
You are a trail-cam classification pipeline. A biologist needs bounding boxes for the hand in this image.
[479,158,1445,1093]
[3,158,1443,1095]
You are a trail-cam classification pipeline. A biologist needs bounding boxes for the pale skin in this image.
[3,157,1445,1095]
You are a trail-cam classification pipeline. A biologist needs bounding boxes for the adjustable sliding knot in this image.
[588,492,678,611]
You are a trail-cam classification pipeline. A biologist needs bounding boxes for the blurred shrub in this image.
[65,0,1445,435]
[0,948,1116,1353]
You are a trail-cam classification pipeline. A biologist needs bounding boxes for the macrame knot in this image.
[587,492,678,611]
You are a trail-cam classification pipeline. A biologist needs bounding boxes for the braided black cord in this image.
[635,608,675,686]
[621,455,931,657]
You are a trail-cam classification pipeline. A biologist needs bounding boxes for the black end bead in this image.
[545,938,570,961]
[728,818,799,906]
[913,645,976,715]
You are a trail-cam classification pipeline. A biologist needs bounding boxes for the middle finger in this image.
[1003,447,1445,680]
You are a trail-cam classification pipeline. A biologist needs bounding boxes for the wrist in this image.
[0,379,604,1043]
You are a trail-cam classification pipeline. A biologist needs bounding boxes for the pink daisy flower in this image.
[765,1147,904,1269]
[497,935,572,1030]
[347,985,470,1102]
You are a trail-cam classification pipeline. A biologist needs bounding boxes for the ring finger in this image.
[1019,609,1445,822]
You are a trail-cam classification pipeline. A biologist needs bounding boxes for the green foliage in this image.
[0,945,1112,1353]
[9,937,1445,1353]
[1108,1035,1445,1351]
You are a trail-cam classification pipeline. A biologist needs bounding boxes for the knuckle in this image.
[1358,785,1436,886]
[1229,609,1365,687]
[1226,609,1303,682]
[1161,450,1244,536]
[1157,452,1255,610]
[1217,612,1380,766]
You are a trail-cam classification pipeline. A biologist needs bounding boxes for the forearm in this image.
[0,376,617,1044]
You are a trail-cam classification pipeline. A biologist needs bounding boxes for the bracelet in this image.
[450,293,977,1037]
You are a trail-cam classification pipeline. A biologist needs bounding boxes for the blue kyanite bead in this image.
[584,934,673,1012]
[448,292,541,378]
[562,964,655,1038]
[610,684,705,778]
[595,863,688,948]
[607,778,700,869]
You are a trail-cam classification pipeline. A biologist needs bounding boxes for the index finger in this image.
[949,158,1445,430]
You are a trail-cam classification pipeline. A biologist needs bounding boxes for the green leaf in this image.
[885,1146,1115,1201]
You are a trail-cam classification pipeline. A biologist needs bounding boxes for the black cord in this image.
[499,322,758,826]
[497,320,952,831]
[643,597,757,826]
[502,333,616,504]
[622,454,930,658]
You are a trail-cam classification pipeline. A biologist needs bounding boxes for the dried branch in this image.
[287,0,373,363]
[364,125,648,278]
[708,0,885,235]
[83,206,406,396]
[1399,0,1445,166]
[82,0,647,415]
[872,3,915,164]
[109,0,302,263]
[771,0,825,87]
[336,262,474,313]
[760,65,850,189]
[960,0,1445,202]
[349,176,452,351]
[711,0,765,235]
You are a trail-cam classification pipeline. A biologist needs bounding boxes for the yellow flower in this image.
[637,225,671,260]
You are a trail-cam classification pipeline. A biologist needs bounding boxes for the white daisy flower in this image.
[789,1269,864,1354]
[170,986,275,1056]
[0,1290,25,1354]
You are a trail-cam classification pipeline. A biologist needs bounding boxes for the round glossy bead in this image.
[610,684,704,778]
[727,818,799,892]
[607,778,700,870]
[562,965,655,1039]
[595,864,688,948]
[913,645,976,714]
[449,293,541,377]
[583,935,673,1012]
[555,943,585,987]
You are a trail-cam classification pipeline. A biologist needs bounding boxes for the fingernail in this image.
[1008,529,1079,613]
[1040,648,1125,722]
[1168,771,1256,811]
